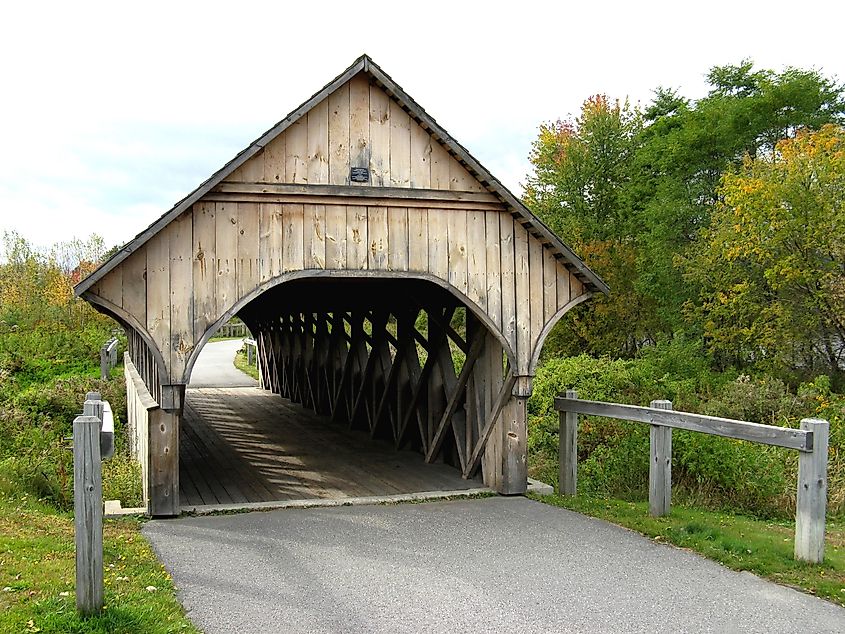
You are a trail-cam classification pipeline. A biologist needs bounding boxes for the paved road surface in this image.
[189,339,257,388]
[143,496,845,633]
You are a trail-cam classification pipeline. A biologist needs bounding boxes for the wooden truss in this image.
[247,304,514,480]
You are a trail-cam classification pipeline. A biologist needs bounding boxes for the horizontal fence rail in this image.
[554,390,829,564]
[554,396,813,451]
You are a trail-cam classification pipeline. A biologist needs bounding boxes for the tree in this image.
[525,96,660,356]
[634,61,845,333]
[686,125,845,382]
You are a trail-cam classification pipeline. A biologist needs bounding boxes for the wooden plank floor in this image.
[179,387,483,508]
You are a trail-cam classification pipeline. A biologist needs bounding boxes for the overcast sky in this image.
[1,1,843,255]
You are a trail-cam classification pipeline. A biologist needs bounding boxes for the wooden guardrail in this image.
[217,322,248,338]
[243,337,257,366]
[554,390,829,563]
[100,338,118,379]
[73,391,115,616]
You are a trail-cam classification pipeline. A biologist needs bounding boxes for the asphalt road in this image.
[143,496,845,633]
[188,339,257,388]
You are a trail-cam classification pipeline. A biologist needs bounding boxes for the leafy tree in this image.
[686,125,845,382]
[634,61,845,332]
[525,96,660,355]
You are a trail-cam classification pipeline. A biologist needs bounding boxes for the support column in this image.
[149,383,183,517]
[500,376,531,495]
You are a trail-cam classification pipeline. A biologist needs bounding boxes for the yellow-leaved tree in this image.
[686,124,845,382]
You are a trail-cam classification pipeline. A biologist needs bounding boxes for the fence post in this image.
[649,399,673,517]
[795,418,829,563]
[100,344,109,380]
[74,400,104,615]
[559,389,579,496]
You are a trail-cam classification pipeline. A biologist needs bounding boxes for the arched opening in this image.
[177,274,515,510]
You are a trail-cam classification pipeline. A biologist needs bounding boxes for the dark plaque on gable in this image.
[350,167,370,183]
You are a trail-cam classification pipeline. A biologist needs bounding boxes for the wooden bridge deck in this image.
[179,387,483,509]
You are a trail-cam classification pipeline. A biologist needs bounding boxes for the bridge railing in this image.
[73,391,115,616]
[554,390,829,563]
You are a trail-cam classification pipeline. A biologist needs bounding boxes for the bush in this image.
[528,348,845,519]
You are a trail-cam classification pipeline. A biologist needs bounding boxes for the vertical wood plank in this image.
[307,99,329,184]
[387,207,409,272]
[282,203,305,272]
[328,82,350,186]
[427,208,448,280]
[369,87,391,186]
[466,210,487,312]
[193,202,216,343]
[240,150,264,182]
[556,261,572,309]
[304,203,326,269]
[430,142,450,190]
[169,213,193,381]
[99,267,123,309]
[449,155,475,191]
[410,122,432,189]
[543,249,558,323]
[389,101,411,187]
[325,204,347,269]
[485,210,502,331]
[367,205,388,270]
[349,75,371,178]
[407,207,429,272]
[237,202,260,299]
[796,418,829,563]
[148,408,180,516]
[447,210,468,296]
[501,395,528,495]
[263,131,286,183]
[285,118,308,184]
[259,202,281,283]
[499,216,517,359]
[529,238,544,362]
[513,222,530,372]
[215,201,238,318]
[146,229,171,376]
[346,205,368,269]
[649,399,673,517]
[122,250,147,326]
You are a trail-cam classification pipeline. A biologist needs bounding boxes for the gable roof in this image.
[75,54,608,296]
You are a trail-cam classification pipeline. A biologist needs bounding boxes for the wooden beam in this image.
[554,397,812,451]
[425,327,486,464]
[212,182,499,203]
[464,370,516,478]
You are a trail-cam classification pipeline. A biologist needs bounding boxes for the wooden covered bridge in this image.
[76,55,606,516]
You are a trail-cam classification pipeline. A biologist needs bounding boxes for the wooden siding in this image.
[226,74,485,193]
[92,199,588,384]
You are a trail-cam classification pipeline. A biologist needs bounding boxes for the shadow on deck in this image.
[179,387,485,511]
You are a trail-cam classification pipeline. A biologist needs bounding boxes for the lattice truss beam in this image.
[243,302,514,480]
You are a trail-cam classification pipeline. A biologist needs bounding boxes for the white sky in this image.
[1,0,843,255]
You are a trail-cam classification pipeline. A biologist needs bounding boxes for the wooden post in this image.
[501,377,531,495]
[74,403,104,615]
[795,418,829,563]
[148,408,180,517]
[99,343,109,380]
[559,389,578,496]
[649,399,672,517]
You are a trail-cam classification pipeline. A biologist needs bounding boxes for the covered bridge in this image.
[76,55,607,516]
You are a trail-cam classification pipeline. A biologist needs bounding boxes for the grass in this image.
[234,350,259,381]
[0,495,198,633]
[531,492,845,606]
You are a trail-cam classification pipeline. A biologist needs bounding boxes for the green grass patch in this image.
[0,495,198,633]
[234,351,259,381]
[531,492,845,606]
